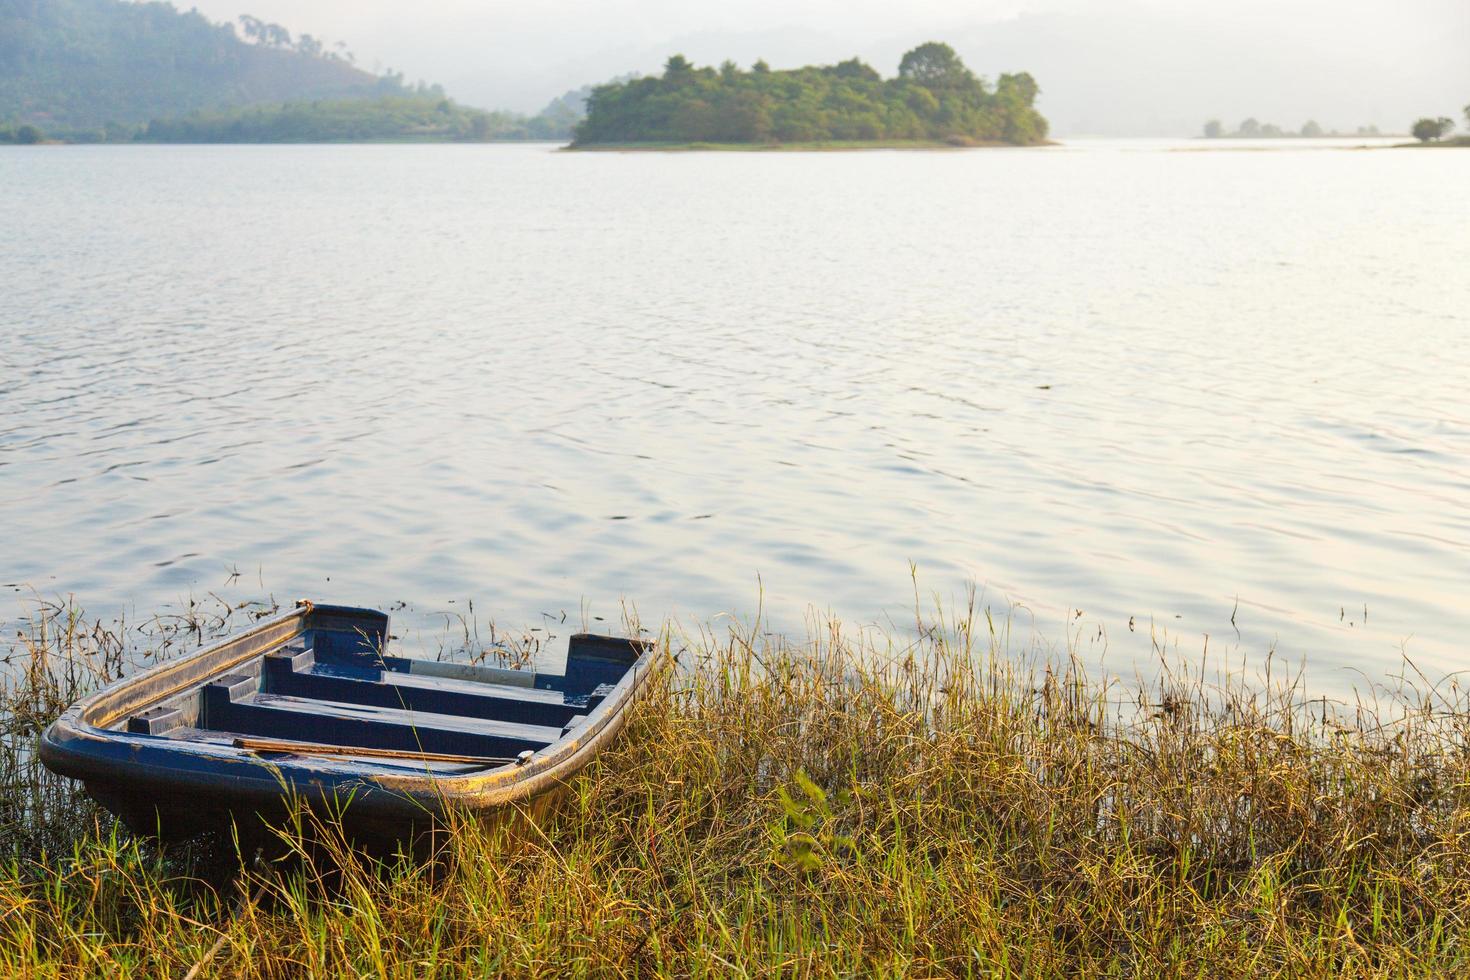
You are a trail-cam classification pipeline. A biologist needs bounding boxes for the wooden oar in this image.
[231,737,514,766]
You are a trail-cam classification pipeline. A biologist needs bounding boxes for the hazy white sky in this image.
[184,0,1470,134]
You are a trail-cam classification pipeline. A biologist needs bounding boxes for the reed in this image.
[4,594,1470,976]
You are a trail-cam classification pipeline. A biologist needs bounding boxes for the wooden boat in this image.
[40,601,660,842]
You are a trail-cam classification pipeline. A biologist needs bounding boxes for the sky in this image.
[183,0,1470,135]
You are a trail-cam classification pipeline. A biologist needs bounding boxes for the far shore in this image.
[1394,136,1470,149]
[1191,133,1405,140]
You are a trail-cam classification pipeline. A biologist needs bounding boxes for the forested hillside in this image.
[574,43,1048,147]
[0,0,397,135]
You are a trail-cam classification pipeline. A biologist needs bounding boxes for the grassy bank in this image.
[5,597,1470,975]
[1396,136,1470,148]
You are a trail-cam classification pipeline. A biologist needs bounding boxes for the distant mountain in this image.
[358,2,1465,136]
[893,6,1468,136]
[0,0,399,135]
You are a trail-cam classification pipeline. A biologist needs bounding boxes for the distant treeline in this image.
[1202,118,1381,139]
[573,43,1048,147]
[0,123,45,144]
[2,89,592,145]
[136,92,584,144]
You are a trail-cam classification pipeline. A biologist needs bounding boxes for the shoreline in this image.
[4,597,1468,972]
[2,137,571,147]
[1191,134,1405,141]
[1393,136,1470,148]
[564,138,1056,152]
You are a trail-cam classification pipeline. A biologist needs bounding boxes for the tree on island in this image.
[1411,117,1454,143]
[1203,119,1222,138]
[897,42,970,88]
[574,43,1048,147]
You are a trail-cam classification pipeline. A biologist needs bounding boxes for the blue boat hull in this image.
[41,602,661,843]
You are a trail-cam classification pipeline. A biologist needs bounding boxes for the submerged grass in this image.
[4,594,1470,975]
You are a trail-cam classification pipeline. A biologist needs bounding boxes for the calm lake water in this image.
[1,139,1466,684]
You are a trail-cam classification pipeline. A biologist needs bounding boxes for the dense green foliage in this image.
[574,42,1048,147]
[137,94,573,143]
[0,0,397,135]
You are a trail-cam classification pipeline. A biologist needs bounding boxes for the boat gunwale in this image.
[81,603,319,729]
[39,601,665,814]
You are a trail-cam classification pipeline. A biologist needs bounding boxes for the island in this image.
[570,43,1049,150]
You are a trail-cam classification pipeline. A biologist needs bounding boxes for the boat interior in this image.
[111,620,643,774]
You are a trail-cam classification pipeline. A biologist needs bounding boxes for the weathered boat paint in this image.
[40,601,661,842]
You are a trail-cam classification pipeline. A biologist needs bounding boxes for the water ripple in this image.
[0,141,1467,685]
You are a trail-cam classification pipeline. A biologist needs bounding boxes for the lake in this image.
[1,138,1465,685]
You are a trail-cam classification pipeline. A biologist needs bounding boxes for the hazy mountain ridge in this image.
[350,2,1468,135]
[0,0,395,133]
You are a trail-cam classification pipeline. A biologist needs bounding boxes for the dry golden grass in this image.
[4,594,1470,976]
